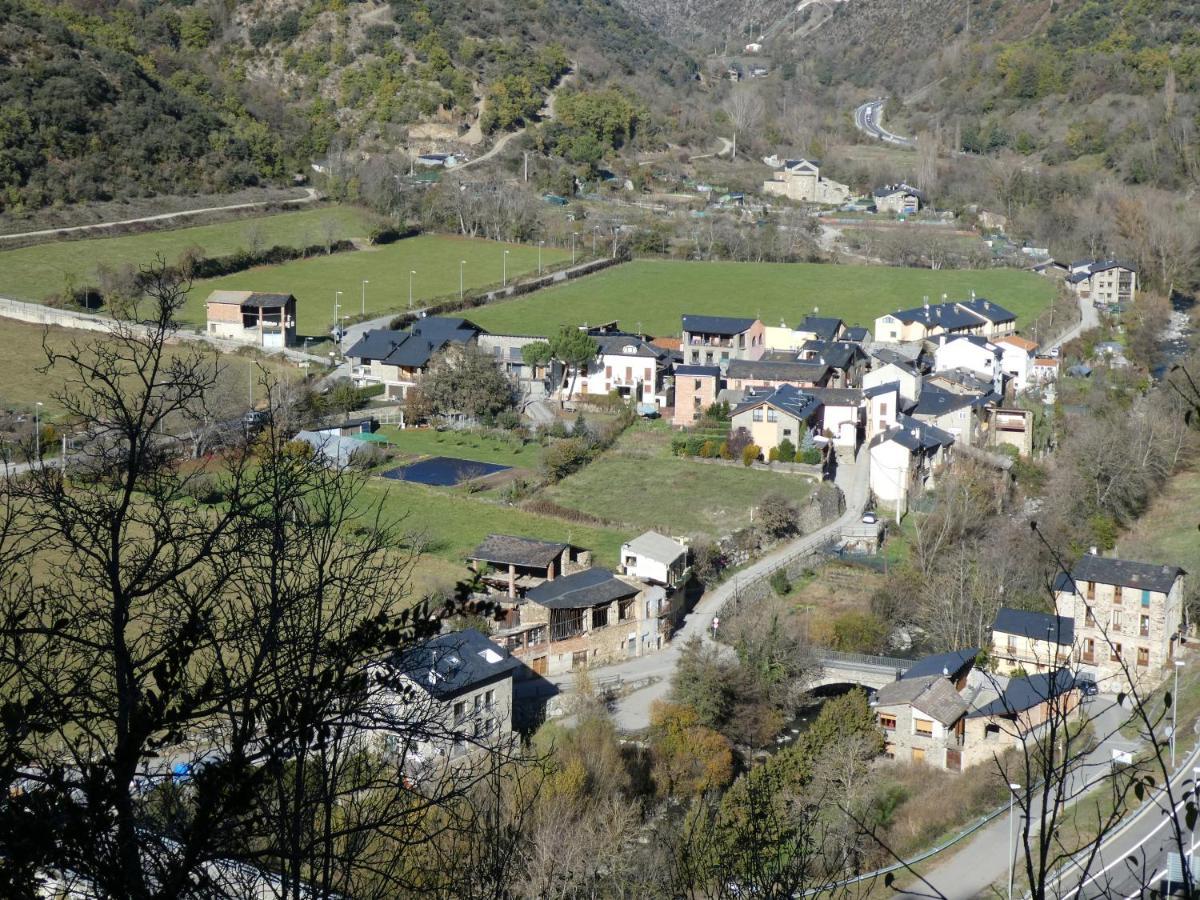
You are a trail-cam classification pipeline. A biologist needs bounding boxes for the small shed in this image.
[205,291,297,349]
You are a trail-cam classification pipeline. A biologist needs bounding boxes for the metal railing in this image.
[816,649,913,672]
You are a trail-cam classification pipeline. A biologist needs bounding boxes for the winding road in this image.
[455,68,576,172]
[854,99,916,148]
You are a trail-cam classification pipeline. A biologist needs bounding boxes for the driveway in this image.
[1051,293,1100,350]
[550,449,871,731]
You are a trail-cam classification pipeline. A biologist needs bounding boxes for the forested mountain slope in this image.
[0,0,690,213]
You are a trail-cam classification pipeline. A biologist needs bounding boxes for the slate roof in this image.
[969,669,1076,718]
[392,629,522,701]
[873,182,926,201]
[937,334,1000,352]
[468,534,568,569]
[1055,554,1185,595]
[727,358,831,384]
[928,369,997,395]
[623,531,687,564]
[911,385,982,417]
[682,314,757,336]
[957,298,1016,324]
[993,607,1075,645]
[870,414,955,452]
[799,340,862,371]
[731,384,822,421]
[525,568,640,610]
[594,334,658,358]
[673,364,722,377]
[870,348,923,374]
[798,315,844,342]
[863,382,900,399]
[842,326,871,343]
[902,648,979,681]
[346,317,481,368]
[876,674,969,726]
[887,302,982,330]
[806,387,864,406]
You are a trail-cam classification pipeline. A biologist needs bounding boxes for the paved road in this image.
[897,696,1142,899]
[547,449,871,731]
[854,99,916,148]
[1050,292,1101,351]
[0,188,320,242]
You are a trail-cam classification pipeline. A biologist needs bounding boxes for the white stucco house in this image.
[863,357,923,404]
[994,336,1039,394]
[869,415,955,516]
[620,531,690,587]
[932,335,1003,392]
[562,333,667,407]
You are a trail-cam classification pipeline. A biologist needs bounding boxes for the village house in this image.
[990,608,1074,676]
[671,364,722,425]
[761,158,853,205]
[863,383,901,442]
[681,315,765,370]
[1030,355,1060,387]
[873,183,925,215]
[807,387,864,457]
[621,531,690,588]
[726,356,834,391]
[477,332,551,384]
[1054,552,1186,692]
[467,534,589,600]
[994,335,1039,394]
[987,407,1034,457]
[560,333,669,407]
[873,298,1016,344]
[1066,260,1137,308]
[868,414,954,514]
[204,290,297,349]
[932,335,1004,393]
[494,568,668,675]
[796,340,867,387]
[762,314,845,352]
[346,316,482,400]
[863,354,923,403]
[292,430,366,468]
[959,669,1080,768]
[375,628,521,767]
[909,384,994,446]
[729,384,823,456]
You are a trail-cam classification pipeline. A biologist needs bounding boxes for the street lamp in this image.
[333,290,343,337]
[1173,659,1187,768]
[408,270,416,310]
[1008,782,1022,900]
[503,249,510,287]
[459,260,467,301]
[361,279,369,316]
[538,240,545,275]
[571,232,579,265]
[34,401,43,461]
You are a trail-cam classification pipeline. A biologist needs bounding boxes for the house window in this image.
[1142,590,1152,607]
[1111,611,1122,633]
[453,701,465,721]
[766,409,779,423]
[474,695,483,712]
[912,747,926,764]
[485,689,495,707]
[1006,636,1017,653]
[783,428,792,437]
[605,365,612,377]
[880,402,888,416]
[1085,608,1097,628]
[1137,647,1150,667]
[1081,638,1096,663]
[592,606,609,629]
[1110,643,1122,662]
[694,395,702,409]
[884,743,896,759]
[914,718,934,737]
[752,409,763,422]
[879,714,897,730]
[694,378,703,390]
[1113,586,1122,605]
[705,352,714,364]
[1140,615,1150,637]
[1086,581,1096,601]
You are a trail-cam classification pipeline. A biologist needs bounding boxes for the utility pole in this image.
[523,151,529,183]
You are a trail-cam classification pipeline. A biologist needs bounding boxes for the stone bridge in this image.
[813,650,912,691]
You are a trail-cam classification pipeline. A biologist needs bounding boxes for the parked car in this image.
[861,510,878,525]
[1078,676,1099,697]
[1049,346,1061,358]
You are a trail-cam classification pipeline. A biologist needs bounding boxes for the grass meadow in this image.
[0,206,376,302]
[185,234,569,336]
[466,259,1058,337]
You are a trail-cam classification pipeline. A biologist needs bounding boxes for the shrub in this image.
[768,569,791,596]
[670,434,689,456]
[757,493,799,539]
[541,437,593,481]
[718,441,732,460]
[685,435,706,457]
[727,426,752,458]
[777,438,796,461]
[798,448,822,465]
[742,443,760,467]
[767,447,780,463]
[700,439,719,458]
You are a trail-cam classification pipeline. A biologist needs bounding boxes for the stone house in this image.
[467,534,589,600]
[959,669,1081,769]
[990,607,1074,676]
[374,628,521,767]
[868,414,955,514]
[873,298,1016,344]
[761,158,852,205]
[726,357,834,392]
[681,315,765,370]
[204,291,297,349]
[875,673,970,771]
[910,385,994,447]
[1054,552,1186,692]
[863,354,923,404]
[476,332,550,384]
[987,407,1034,458]
[729,384,823,456]
[671,364,721,426]
[494,568,669,675]
[873,183,925,215]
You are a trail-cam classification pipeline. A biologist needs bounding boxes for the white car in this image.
[861,510,878,524]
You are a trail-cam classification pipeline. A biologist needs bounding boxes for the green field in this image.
[379,427,543,470]
[0,206,377,303]
[1117,467,1200,575]
[540,423,815,538]
[186,235,571,337]
[358,478,628,567]
[0,321,297,416]
[466,259,1057,337]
